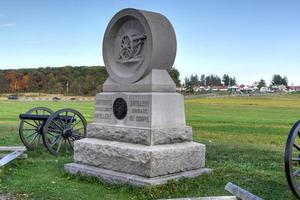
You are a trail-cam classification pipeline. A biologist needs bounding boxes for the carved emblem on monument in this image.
[113,98,127,120]
[117,19,146,65]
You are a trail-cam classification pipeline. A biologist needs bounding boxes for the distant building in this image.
[270,85,287,92]
[211,85,228,91]
[260,87,269,93]
[287,86,300,92]
[239,84,257,93]
[228,85,239,93]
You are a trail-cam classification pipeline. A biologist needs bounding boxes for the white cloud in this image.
[0,23,16,28]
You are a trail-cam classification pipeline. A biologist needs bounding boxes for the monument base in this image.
[87,123,192,145]
[72,138,206,177]
[64,163,212,186]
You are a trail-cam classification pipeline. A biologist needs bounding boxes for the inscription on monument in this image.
[95,99,113,120]
[128,96,150,124]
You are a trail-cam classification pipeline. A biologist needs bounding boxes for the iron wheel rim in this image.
[42,108,86,156]
[19,107,53,150]
[285,120,300,198]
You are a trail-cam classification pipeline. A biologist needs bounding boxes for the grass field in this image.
[0,94,300,199]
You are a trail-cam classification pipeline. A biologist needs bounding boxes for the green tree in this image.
[222,74,230,86]
[229,77,237,86]
[200,74,206,86]
[271,74,288,86]
[257,79,266,89]
[169,67,181,87]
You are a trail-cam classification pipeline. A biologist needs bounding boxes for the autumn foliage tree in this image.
[0,66,181,95]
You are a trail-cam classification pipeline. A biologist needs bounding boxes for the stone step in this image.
[87,123,192,145]
[64,163,211,186]
[74,138,206,178]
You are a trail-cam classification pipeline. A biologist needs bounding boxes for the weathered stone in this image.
[87,123,192,145]
[94,92,186,128]
[74,138,205,178]
[103,69,176,92]
[103,8,176,85]
[64,163,212,186]
[225,182,264,200]
[65,8,210,186]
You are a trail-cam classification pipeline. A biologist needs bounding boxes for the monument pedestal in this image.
[64,91,211,186]
[64,8,211,186]
[64,138,210,186]
[64,163,211,186]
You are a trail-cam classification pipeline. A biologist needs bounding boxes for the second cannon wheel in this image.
[42,108,87,155]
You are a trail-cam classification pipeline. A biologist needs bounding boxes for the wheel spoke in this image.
[73,127,84,133]
[68,114,76,128]
[25,131,38,138]
[48,127,63,134]
[293,168,300,177]
[36,134,41,147]
[51,120,63,131]
[32,119,39,126]
[292,158,300,161]
[58,114,65,129]
[64,139,67,153]
[24,120,38,128]
[71,134,84,140]
[56,139,63,153]
[294,144,300,152]
[67,137,73,149]
[71,119,82,129]
[29,133,39,145]
[51,135,62,147]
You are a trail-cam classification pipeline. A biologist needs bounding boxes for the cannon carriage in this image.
[19,107,86,155]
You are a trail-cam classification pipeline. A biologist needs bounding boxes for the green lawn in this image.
[0,94,299,199]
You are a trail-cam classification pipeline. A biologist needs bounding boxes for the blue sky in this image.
[0,0,299,85]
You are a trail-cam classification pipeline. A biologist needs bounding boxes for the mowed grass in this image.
[0,94,300,199]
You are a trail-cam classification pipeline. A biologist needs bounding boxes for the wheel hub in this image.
[62,128,73,138]
[37,124,43,134]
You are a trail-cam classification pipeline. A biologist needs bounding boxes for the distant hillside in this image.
[0,66,180,95]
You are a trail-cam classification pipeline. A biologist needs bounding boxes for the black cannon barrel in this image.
[19,114,50,121]
[19,114,75,123]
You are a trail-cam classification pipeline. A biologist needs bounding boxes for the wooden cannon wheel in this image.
[42,109,87,155]
[19,107,53,150]
[285,120,300,198]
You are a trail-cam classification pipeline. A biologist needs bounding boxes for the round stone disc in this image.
[103,8,177,84]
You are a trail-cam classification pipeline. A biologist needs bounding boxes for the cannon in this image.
[19,107,87,155]
[285,120,300,198]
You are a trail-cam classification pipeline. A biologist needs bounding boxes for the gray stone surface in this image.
[103,8,176,85]
[74,138,205,178]
[87,123,192,145]
[103,69,176,92]
[225,182,263,200]
[66,8,210,186]
[94,92,186,128]
[64,163,212,186]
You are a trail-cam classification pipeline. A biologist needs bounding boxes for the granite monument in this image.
[65,8,211,186]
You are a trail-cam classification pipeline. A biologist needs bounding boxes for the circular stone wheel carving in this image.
[113,98,128,120]
[103,8,177,84]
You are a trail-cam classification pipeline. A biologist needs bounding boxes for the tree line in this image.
[184,74,237,90]
[0,66,181,95]
[184,73,289,91]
